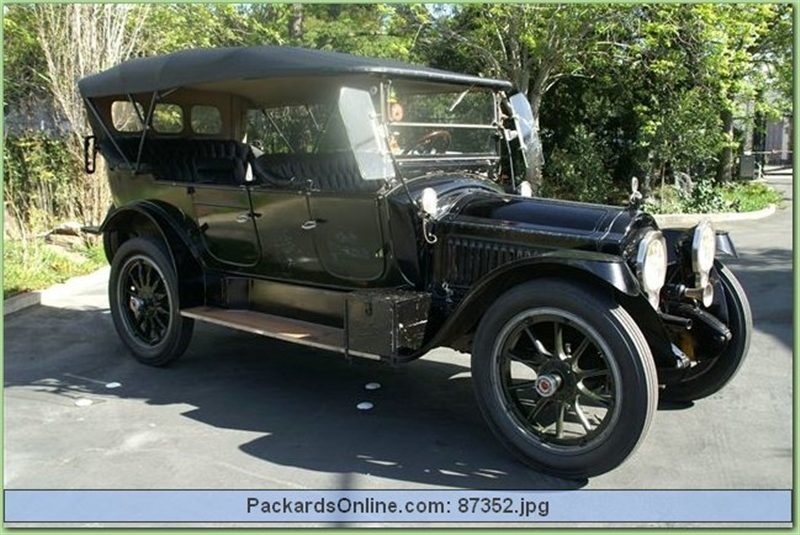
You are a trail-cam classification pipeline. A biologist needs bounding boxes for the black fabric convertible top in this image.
[78,46,512,98]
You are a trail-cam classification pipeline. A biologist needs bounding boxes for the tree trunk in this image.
[33,4,148,227]
[288,4,303,41]
[527,92,544,193]
[716,108,734,183]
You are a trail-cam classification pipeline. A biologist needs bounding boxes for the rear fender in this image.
[100,201,206,307]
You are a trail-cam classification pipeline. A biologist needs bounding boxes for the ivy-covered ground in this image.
[3,238,107,296]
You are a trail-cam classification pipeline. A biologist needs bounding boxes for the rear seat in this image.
[253,152,383,193]
[100,138,384,193]
[100,137,251,185]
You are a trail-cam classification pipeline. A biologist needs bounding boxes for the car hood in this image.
[443,189,656,255]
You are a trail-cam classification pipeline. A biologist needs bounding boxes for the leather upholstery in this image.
[101,138,250,185]
[101,138,383,193]
[253,152,382,192]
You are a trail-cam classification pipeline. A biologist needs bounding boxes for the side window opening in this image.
[111,101,145,133]
[152,103,184,134]
[191,105,222,135]
[246,101,378,192]
[245,103,347,154]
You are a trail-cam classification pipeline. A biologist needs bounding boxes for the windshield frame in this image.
[379,79,503,166]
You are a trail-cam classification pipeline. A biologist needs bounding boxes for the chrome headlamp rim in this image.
[690,220,716,307]
[692,220,716,278]
[636,230,667,309]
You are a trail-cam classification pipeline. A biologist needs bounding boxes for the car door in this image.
[248,187,324,281]
[307,192,386,283]
[192,183,261,268]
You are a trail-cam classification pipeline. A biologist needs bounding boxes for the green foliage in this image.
[540,125,618,204]
[3,5,49,108]
[538,3,790,197]
[681,180,737,214]
[139,5,279,53]
[718,181,784,212]
[139,4,417,60]
[3,239,107,296]
[645,180,782,214]
[3,135,79,234]
[2,2,792,231]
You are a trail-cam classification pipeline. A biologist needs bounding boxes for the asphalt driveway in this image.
[4,171,792,498]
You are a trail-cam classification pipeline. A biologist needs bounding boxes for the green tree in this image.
[3,5,48,113]
[3,4,150,230]
[540,4,791,197]
[138,4,282,53]
[139,4,420,60]
[423,4,629,192]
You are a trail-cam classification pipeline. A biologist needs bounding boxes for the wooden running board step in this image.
[180,306,345,353]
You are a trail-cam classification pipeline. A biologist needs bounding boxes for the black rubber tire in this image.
[109,237,194,366]
[661,264,752,402]
[471,279,658,478]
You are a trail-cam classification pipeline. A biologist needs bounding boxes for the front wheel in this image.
[472,280,658,478]
[109,237,194,366]
[661,263,752,402]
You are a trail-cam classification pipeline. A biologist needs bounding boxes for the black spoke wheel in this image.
[472,280,658,478]
[109,237,193,366]
[661,263,752,402]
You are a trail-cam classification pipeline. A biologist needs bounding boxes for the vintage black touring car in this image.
[79,46,751,478]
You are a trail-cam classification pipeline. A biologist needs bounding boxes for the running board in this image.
[180,306,379,360]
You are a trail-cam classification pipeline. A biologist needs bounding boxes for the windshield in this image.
[384,82,499,160]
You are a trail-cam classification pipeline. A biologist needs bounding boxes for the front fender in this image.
[661,227,738,265]
[418,252,642,355]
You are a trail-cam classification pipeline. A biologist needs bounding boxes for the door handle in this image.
[236,212,260,223]
[301,220,317,231]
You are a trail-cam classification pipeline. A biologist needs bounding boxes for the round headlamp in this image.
[692,220,716,275]
[636,231,667,308]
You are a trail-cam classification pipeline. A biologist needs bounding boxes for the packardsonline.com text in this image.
[246,495,550,519]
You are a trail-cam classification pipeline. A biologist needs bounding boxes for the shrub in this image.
[3,134,79,235]
[645,179,782,214]
[3,238,106,295]
[541,125,618,203]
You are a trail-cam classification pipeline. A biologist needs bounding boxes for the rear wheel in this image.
[472,280,658,478]
[109,237,194,366]
[661,264,752,402]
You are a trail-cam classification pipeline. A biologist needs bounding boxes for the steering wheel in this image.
[403,130,452,155]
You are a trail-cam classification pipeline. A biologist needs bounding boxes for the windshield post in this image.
[508,92,536,187]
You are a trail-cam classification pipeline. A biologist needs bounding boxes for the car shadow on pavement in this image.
[723,246,793,352]
[4,305,585,491]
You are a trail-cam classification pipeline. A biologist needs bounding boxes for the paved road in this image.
[4,172,792,515]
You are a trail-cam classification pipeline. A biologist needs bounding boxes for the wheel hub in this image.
[537,359,578,401]
[534,374,562,397]
[129,296,146,319]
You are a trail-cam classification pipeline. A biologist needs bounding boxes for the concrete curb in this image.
[3,291,42,316]
[4,266,110,316]
[654,203,777,228]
